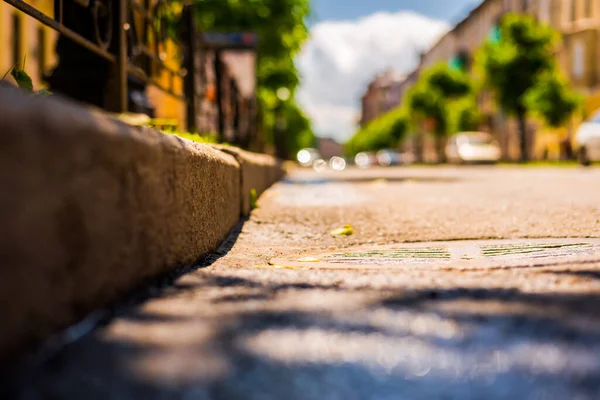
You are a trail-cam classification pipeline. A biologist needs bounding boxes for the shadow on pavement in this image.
[550,269,600,282]
[13,269,600,399]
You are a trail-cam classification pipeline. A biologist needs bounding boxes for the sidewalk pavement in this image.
[15,166,600,400]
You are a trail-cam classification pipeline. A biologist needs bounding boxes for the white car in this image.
[574,111,600,166]
[445,132,501,164]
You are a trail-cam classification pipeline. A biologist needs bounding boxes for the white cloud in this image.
[296,11,449,143]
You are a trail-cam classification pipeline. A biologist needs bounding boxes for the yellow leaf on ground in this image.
[330,224,355,237]
[251,264,306,270]
[298,257,321,262]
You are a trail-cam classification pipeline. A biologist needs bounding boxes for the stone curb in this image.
[0,86,283,365]
[210,144,285,216]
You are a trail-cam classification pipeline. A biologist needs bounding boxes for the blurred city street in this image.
[19,165,600,399]
[3,0,600,398]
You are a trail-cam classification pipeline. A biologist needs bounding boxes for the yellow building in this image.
[0,0,56,90]
[0,0,186,130]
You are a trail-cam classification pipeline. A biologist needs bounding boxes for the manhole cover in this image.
[270,239,600,270]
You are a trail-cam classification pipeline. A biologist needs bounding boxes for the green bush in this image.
[345,108,408,157]
[448,97,482,133]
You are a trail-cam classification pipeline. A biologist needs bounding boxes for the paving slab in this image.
[12,166,600,400]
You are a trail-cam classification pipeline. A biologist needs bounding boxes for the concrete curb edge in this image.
[0,85,284,365]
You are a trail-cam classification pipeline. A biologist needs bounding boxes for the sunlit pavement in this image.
[16,165,600,399]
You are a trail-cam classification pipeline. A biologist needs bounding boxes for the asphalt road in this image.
[14,165,600,400]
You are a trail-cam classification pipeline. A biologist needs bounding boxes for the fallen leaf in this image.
[251,264,305,270]
[298,257,320,262]
[330,224,354,237]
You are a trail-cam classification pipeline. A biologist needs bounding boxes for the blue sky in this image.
[298,1,484,141]
[310,0,480,25]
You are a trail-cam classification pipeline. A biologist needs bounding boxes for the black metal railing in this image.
[4,0,261,149]
[4,0,187,113]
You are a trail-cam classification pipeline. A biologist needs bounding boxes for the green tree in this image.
[477,13,557,161]
[424,63,471,98]
[450,97,482,133]
[281,102,315,157]
[524,71,581,129]
[189,0,313,156]
[406,63,473,162]
[345,108,409,157]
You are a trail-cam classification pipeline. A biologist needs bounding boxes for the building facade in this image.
[360,69,406,127]
[411,0,600,160]
[317,137,344,159]
[0,1,56,91]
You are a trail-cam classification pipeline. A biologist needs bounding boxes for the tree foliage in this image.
[407,63,473,137]
[188,0,314,156]
[282,102,315,155]
[524,72,581,128]
[193,0,309,60]
[449,97,482,133]
[345,108,409,157]
[406,82,447,136]
[477,13,558,161]
[423,64,471,98]
[404,63,475,161]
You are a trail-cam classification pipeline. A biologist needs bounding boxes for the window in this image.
[573,40,585,79]
[585,0,593,18]
[37,27,47,81]
[540,0,551,22]
[12,13,22,67]
[467,135,495,146]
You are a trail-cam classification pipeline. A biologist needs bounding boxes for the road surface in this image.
[14,166,600,399]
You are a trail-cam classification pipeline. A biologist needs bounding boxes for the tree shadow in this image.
[377,287,600,347]
[10,267,600,399]
[1,217,250,397]
[550,269,600,282]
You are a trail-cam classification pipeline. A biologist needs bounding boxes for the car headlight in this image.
[297,149,312,166]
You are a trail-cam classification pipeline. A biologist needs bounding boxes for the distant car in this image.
[574,110,600,166]
[376,149,403,167]
[297,148,322,167]
[446,132,501,164]
[354,152,378,168]
[329,156,347,171]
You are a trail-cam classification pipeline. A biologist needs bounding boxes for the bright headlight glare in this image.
[297,149,311,164]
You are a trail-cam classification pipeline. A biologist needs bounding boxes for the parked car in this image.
[354,152,378,168]
[574,110,600,166]
[445,132,501,164]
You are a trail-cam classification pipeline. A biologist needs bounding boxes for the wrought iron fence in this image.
[3,0,187,113]
[3,0,260,149]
